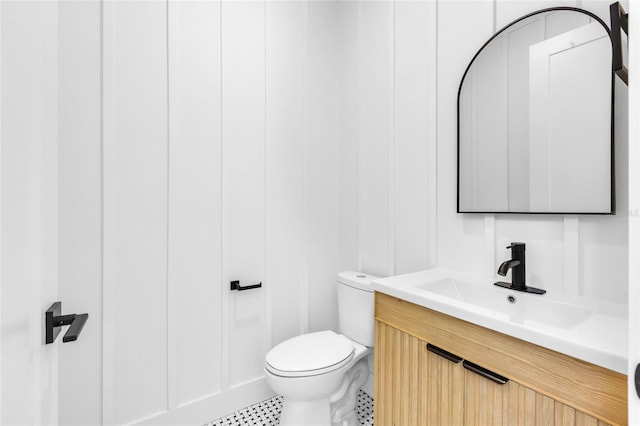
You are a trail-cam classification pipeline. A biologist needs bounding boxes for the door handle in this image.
[230,280,262,291]
[45,302,89,344]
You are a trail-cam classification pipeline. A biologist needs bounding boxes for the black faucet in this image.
[494,242,546,294]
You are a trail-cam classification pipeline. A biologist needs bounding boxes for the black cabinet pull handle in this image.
[463,360,509,385]
[45,302,89,344]
[230,280,262,291]
[427,343,463,363]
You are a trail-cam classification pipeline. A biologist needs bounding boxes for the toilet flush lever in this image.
[230,280,262,291]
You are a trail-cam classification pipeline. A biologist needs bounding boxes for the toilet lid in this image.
[265,331,354,377]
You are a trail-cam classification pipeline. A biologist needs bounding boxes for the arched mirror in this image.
[457,8,614,214]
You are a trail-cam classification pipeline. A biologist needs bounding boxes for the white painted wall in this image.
[338,0,437,279]
[339,0,628,306]
[56,1,343,425]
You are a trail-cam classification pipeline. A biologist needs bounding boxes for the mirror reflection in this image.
[458,9,613,214]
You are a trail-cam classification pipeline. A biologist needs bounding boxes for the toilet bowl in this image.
[264,272,378,426]
[264,331,369,426]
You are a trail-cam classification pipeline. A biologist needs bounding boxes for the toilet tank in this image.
[337,271,379,347]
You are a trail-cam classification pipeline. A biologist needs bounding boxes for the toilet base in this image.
[330,359,368,426]
[279,397,331,426]
[275,358,369,426]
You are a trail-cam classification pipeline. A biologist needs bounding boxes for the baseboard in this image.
[130,377,275,426]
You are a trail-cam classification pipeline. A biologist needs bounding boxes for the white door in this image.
[1,2,61,424]
[1,2,102,425]
[528,21,611,213]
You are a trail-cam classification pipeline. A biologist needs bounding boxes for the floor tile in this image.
[205,390,374,426]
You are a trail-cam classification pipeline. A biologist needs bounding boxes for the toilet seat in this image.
[265,331,354,378]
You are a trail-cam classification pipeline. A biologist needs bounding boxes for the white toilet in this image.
[264,271,378,426]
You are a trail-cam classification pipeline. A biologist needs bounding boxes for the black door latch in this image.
[45,302,89,344]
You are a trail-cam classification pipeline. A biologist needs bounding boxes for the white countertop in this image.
[372,268,628,375]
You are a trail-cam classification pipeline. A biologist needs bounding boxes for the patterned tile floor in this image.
[206,390,374,426]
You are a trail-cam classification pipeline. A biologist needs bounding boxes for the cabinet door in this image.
[463,368,612,426]
[375,321,464,426]
[464,366,520,425]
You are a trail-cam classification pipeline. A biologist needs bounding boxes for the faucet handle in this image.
[506,242,525,250]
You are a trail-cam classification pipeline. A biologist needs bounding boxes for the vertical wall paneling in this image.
[102,2,115,422]
[495,1,575,29]
[563,216,580,294]
[102,2,169,423]
[337,1,359,277]
[306,1,341,333]
[168,0,223,407]
[221,0,267,387]
[300,1,310,336]
[484,215,495,278]
[576,0,629,305]
[436,1,491,275]
[355,2,363,275]
[58,1,102,424]
[427,1,438,270]
[265,2,273,352]
[357,1,391,279]
[167,0,176,406]
[266,0,305,347]
[387,1,396,277]
[394,0,436,275]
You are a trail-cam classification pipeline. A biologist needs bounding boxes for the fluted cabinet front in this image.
[374,293,625,426]
[375,321,464,426]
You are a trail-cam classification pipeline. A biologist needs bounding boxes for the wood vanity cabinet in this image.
[374,293,627,426]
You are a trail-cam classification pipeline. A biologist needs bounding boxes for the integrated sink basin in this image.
[416,277,594,328]
[372,268,627,374]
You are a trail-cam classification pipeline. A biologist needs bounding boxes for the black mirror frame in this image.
[456,7,616,215]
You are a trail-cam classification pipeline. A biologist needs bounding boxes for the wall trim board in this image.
[130,377,274,426]
[300,0,309,336]
[563,216,580,295]
[427,0,438,270]
[101,1,116,423]
[388,0,396,277]
[484,214,495,279]
[219,0,229,394]
[264,0,273,354]
[355,0,363,274]
[165,0,177,412]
